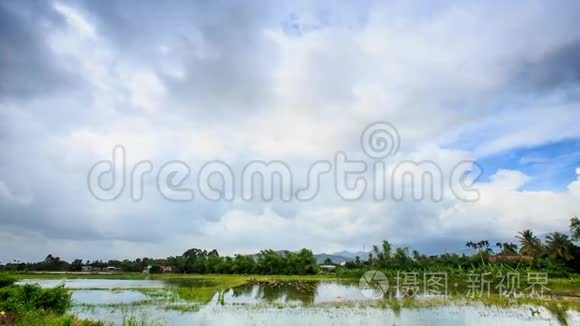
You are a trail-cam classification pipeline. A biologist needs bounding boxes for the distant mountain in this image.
[332,251,367,259]
[314,253,353,264]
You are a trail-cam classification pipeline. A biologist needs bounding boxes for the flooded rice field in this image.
[16,278,579,325]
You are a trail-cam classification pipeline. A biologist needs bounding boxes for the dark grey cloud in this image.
[0,1,72,99]
[74,0,282,117]
[520,40,580,92]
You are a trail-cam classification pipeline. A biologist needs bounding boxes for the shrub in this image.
[0,284,71,314]
[0,274,16,287]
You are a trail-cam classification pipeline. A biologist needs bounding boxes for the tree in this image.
[381,241,392,266]
[366,253,373,265]
[570,216,580,242]
[477,240,491,253]
[545,232,573,261]
[149,265,163,274]
[392,247,411,269]
[516,230,542,257]
[256,250,282,274]
[372,245,381,268]
[466,240,491,265]
[39,254,69,271]
[297,249,319,275]
[495,242,518,255]
[69,259,83,272]
[182,248,209,273]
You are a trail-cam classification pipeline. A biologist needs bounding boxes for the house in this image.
[106,266,121,271]
[143,265,172,273]
[81,266,92,272]
[319,265,336,271]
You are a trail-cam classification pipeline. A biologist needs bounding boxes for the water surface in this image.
[17,278,578,325]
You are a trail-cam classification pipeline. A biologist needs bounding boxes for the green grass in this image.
[14,311,105,326]
[547,275,580,296]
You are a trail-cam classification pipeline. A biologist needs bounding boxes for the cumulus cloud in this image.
[1,0,580,261]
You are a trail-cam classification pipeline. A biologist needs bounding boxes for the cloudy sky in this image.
[1,0,580,262]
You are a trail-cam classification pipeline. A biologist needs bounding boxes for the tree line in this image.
[2,217,578,276]
[0,248,320,275]
[343,217,580,275]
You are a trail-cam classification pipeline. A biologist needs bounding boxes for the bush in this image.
[537,259,573,278]
[0,284,71,314]
[0,274,16,287]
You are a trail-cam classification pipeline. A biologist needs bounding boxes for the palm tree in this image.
[465,240,490,264]
[545,232,573,261]
[496,242,518,255]
[516,229,542,257]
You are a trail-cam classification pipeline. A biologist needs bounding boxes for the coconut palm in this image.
[545,232,573,261]
[516,229,542,257]
[496,242,518,255]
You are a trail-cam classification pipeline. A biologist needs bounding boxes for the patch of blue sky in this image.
[475,138,580,191]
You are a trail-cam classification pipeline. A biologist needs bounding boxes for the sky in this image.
[1,0,580,262]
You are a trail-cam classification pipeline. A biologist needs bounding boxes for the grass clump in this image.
[15,310,105,326]
[121,315,162,326]
[543,301,570,326]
